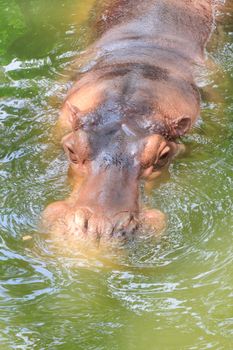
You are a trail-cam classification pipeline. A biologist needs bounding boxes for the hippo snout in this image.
[42,200,166,243]
[73,207,139,241]
[43,133,168,242]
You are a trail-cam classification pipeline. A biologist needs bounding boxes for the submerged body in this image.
[43,0,214,243]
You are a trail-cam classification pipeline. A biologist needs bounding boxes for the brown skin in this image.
[43,0,214,243]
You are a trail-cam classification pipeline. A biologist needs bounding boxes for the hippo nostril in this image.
[111,212,139,239]
[112,211,133,228]
[113,229,127,240]
[84,218,88,231]
[74,207,92,234]
[87,213,114,240]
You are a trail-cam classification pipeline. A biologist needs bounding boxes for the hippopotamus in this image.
[42,0,214,244]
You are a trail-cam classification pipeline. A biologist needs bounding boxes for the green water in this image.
[0,1,233,349]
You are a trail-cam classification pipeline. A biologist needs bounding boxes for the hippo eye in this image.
[154,146,170,169]
[67,147,79,164]
[159,147,170,160]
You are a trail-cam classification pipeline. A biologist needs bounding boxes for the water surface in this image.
[0,1,233,349]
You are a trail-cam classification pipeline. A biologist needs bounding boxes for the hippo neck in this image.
[84,45,195,92]
[91,0,214,66]
[93,36,202,69]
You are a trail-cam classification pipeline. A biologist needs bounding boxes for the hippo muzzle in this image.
[70,166,140,240]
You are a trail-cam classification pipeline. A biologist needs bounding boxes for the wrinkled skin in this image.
[43,0,214,243]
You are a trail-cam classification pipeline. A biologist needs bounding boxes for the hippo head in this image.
[61,102,190,240]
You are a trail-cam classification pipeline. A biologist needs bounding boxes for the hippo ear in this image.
[171,116,191,137]
[66,101,81,129]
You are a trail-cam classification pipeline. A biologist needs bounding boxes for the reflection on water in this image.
[0,0,233,349]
